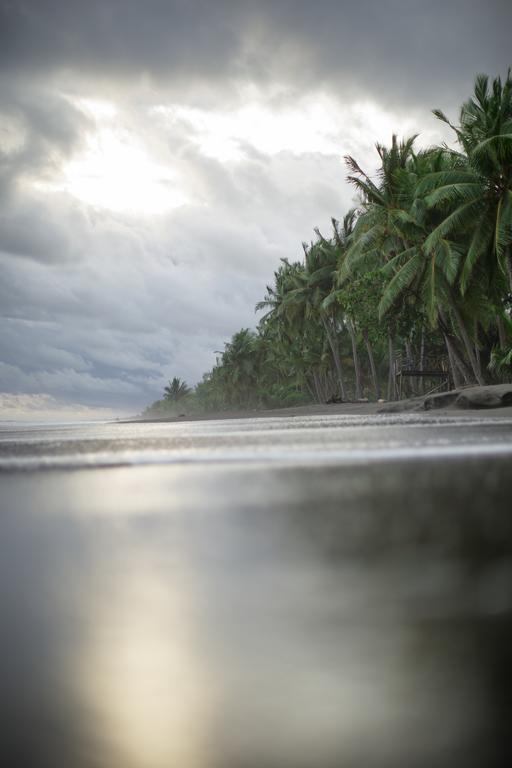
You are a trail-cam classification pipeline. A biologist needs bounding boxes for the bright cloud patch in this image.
[35,99,188,216]
[153,94,427,164]
[0,393,125,422]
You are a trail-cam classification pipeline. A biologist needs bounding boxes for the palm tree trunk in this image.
[474,319,482,373]
[347,317,362,399]
[448,295,486,385]
[305,377,317,402]
[321,315,346,400]
[438,308,472,384]
[312,370,323,403]
[419,325,425,395]
[452,341,473,385]
[321,371,331,401]
[387,333,396,400]
[363,329,380,400]
[497,315,508,350]
[405,339,414,397]
[323,370,332,401]
[443,333,462,389]
[506,245,512,295]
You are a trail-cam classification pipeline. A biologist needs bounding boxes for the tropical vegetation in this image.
[145,71,512,416]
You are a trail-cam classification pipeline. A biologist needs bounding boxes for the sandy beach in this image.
[1,412,512,767]
[132,395,512,424]
[1,406,512,767]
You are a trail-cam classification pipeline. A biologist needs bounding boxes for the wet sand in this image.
[133,400,512,424]
[1,415,511,767]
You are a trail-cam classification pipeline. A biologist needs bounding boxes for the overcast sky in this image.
[1,0,510,418]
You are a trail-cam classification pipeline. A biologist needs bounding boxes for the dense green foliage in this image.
[146,72,512,415]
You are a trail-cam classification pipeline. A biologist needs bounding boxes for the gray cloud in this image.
[0,78,90,262]
[1,1,510,110]
[0,1,509,414]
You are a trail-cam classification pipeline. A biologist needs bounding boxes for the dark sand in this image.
[132,399,512,424]
[1,407,511,767]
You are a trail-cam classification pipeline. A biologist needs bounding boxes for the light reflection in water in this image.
[0,452,511,767]
[78,541,212,768]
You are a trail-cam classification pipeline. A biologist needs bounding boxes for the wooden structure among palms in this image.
[394,352,452,399]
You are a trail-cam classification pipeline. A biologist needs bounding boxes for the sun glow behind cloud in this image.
[35,98,187,216]
[62,128,187,214]
[152,94,423,164]
[29,91,434,222]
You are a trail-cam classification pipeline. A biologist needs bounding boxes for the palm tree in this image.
[342,138,490,386]
[257,260,324,401]
[258,252,348,401]
[219,329,263,408]
[340,134,418,279]
[164,377,191,402]
[304,237,349,399]
[339,135,421,396]
[321,212,366,398]
[423,71,512,295]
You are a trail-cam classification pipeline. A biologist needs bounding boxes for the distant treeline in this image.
[146,71,512,415]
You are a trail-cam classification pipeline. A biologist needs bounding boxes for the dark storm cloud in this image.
[0,78,89,186]
[1,0,510,109]
[0,0,247,81]
[0,78,90,261]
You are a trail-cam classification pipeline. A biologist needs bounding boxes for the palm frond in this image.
[378,252,423,318]
[437,240,461,285]
[380,247,417,278]
[417,169,476,196]
[425,182,483,208]
[307,266,335,287]
[471,133,512,166]
[460,220,494,293]
[424,199,484,253]
[494,189,512,262]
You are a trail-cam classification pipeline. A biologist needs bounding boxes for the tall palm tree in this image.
[422,71,512,295]
[322,212,365,398]
[256,260,329,402]
[343,135,491,385]
[340,134,418,279]
[378,147,488,385]
[220,329,263,408]
[284,238,349,400]
[339,135,422,396]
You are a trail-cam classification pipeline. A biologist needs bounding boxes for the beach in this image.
[133,384,512,424]
[1,411,512,767]
[133,399,512,424]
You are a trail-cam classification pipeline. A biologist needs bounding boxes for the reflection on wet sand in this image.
[81,551,211,768]
[1,451,511,767]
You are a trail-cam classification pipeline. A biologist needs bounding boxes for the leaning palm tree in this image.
[321,212,365,398]
[422,71,512,295]
[339,134,419,280]
[341,140,488,386]
[339,135,421,396]
[374,147,488,385]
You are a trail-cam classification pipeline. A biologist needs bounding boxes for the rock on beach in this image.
[380,384,512,413]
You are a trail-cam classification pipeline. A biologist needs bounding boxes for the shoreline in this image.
[126,384,512,424]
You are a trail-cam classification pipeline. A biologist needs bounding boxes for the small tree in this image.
[163,377,191,403]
